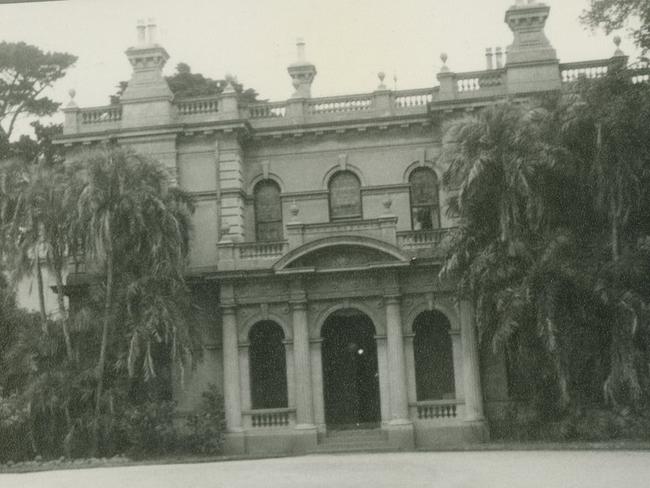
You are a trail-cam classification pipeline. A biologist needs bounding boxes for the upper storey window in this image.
[254,180,283,241]
[409,168,440,230]
[329,171,362,220]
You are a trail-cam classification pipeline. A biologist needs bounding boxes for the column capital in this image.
[221,303,237,315]
[290,300,308,311]
[384,294,401,305]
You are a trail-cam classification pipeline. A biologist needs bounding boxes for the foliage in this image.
[110,63,259,104]
[441,67,650,418]
[582,0,650,54]
[0,42,76,142]
[119,400,178,458]
[183,384,226,455]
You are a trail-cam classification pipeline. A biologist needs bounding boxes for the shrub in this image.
[119,400,178,458]
[182,384,226,455]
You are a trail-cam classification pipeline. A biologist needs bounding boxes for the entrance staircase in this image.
[312,428,394,453]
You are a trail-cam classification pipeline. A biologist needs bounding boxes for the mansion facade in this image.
[56,1,633,454]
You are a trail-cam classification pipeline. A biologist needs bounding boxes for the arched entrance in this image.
[321,309,381,429]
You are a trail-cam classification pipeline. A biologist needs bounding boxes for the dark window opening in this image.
[409,167,440,230]
[249,321,288,409]
[329,171,362,220]
[254,180,283,241]
[413,311,455,400]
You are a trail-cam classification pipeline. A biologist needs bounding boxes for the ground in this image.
[2,451,650,488]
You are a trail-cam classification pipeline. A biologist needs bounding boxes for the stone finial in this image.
[67,88,77,108]
[288,38,317,98]
[613,35,625,57]
[486,47,494,70]
[377,71,387,90]
[439,52,449,73]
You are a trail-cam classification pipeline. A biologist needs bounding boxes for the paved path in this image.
[1,451,649,488]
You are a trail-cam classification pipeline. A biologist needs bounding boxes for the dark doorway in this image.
[321,309,381,428]
[249,321,288,409]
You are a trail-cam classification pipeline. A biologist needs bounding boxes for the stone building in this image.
[56,1,630,454]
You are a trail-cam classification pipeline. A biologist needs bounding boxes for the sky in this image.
[0,0,638,135]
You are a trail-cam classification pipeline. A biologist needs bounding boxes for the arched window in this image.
[409,167,440,230]
[254,180,283,241]
[249,321,288,409]
[413,311,455,400]
[329,171,362,220]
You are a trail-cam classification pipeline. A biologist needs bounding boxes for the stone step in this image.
[312,428,393,453]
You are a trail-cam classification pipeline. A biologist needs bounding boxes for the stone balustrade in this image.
[62,53,642,137]
[238,240,288,259]
[248,101,287,118]
[410,399,464,421]
[242,407,296,429]
[397,228,451,250]
[177,96,219,115]
[560,59,610,83]
[307,94,373,115]
[80,106,122,125]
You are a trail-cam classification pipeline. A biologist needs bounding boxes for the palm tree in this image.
[439,100,580,408]
[72,145,193,452]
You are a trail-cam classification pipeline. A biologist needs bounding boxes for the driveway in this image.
[1,451,649,488]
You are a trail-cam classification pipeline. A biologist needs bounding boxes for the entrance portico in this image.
[218,239,487,455]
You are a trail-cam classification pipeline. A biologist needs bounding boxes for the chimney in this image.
[120,20,173,110]
[137,19,146,45]
[287,38,317,98]
[485,48,494,70]
[495,47,503,68]
[504,1,556,65]
[146,18,157,44]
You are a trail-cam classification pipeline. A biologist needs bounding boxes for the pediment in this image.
[286,244,400,270]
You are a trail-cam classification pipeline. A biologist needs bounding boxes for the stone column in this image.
[384,295,414,448]
[385,296,410,422]
[310,338,325,430]
[291,301,318,451]
[459,300,485,422]
[292,301,314,426]
[222,306,242,430]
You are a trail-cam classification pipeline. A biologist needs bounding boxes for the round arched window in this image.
[329,171,362,220]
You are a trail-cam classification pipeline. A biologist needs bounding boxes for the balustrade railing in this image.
[560,60,610,83]
[238,240,288,259]
[307,94,373,114]
[394,88,434,108]
[629,60,650,84]
[414,400,459,420]
[397,228,452,250]
[455,70,504,93]
[177,97,219,115]
[248,102,287,118]
[80,106,122,124]
[243,408,295,428]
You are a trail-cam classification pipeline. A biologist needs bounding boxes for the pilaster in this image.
[217,136,246,241]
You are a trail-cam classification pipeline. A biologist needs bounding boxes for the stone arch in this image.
[248,320,288,409]
[402,160,441,184]
[405,299,459,334]
[273,235,408,271]
[312,301,385,338]
[248,172,285,195]
[412,309,456,401]
[321,163,366,190]
[239,312,292,343]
